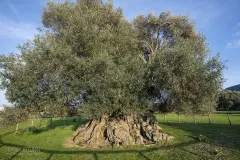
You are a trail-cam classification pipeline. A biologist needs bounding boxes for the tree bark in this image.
[164,114,167,122]
[73,114,173,148]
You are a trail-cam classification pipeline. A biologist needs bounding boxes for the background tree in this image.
[0,106,28,133]
[218,90,240,110]
[0,0,225,147]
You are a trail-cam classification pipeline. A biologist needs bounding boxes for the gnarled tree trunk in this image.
[73,114,173,148]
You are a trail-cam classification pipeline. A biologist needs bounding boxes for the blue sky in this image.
[0,0,240,106]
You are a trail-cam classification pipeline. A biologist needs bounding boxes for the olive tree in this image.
[0,0,225,147]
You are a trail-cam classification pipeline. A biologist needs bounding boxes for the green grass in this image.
[214,110,240,114]
[0,114,240,160]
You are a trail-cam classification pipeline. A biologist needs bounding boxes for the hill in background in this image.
[226,84,240,91]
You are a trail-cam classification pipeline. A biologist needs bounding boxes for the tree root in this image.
[73,115,173,148]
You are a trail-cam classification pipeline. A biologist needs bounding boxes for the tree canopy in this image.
[0,0,225,119]
[218,90,240,110]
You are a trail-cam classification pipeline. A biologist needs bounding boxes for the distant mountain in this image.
[226,84,240,91]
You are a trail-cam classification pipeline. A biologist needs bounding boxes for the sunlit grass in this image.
[0,114,240,160]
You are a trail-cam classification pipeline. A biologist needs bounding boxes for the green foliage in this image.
[133,11,225,115]
[1,0,147,118]
[0,106,28,126]
[197,134,208,142]
[0,0,225,119]
[214,148,225,157]
[218,90,240,110]
[18,126,42,135]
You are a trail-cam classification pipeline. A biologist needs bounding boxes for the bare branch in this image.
[140,40,154,54]
[138,55,147,64]
[145,21,174,27]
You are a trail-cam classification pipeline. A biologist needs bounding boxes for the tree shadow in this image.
[0,136,199,160]
[0,131,15,138]
[0,130,203,160]
[93,153,99,160]
[1,120,239,159]
[0,143,4,148]
[18,117,88,135]
[161,122,240,150]
[8,148,23,160]
[47,152,53,160]
[46,117,88,131]
[138,151,151,160]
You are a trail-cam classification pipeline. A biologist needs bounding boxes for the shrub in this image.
[214,148,225,156]
[197,134,208,142]
[18,126,42,135]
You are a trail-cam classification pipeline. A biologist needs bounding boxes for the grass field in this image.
[0,113,240,160]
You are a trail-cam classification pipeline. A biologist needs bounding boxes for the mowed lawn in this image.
[0,113,240,160]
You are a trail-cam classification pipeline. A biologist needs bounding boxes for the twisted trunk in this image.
[73,114,173,148]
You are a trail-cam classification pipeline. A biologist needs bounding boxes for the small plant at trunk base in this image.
[214,148,225,157]
[197,134,208,142]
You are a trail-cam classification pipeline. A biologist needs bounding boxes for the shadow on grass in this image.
[17,117,88,135]
[1,120,238,160]
[161,122,240,150]
[8,148,23,160]
[0,131,15,138]
[0,127,204,160]
[0,134,199,160]
[47,117,88,131]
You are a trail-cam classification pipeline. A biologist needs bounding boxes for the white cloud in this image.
[237,22,240,27]
[0,16,38,40]
[7,1,21,20]
[233,31,240,37]
[227,39,240,48]
[228,24,240,48]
